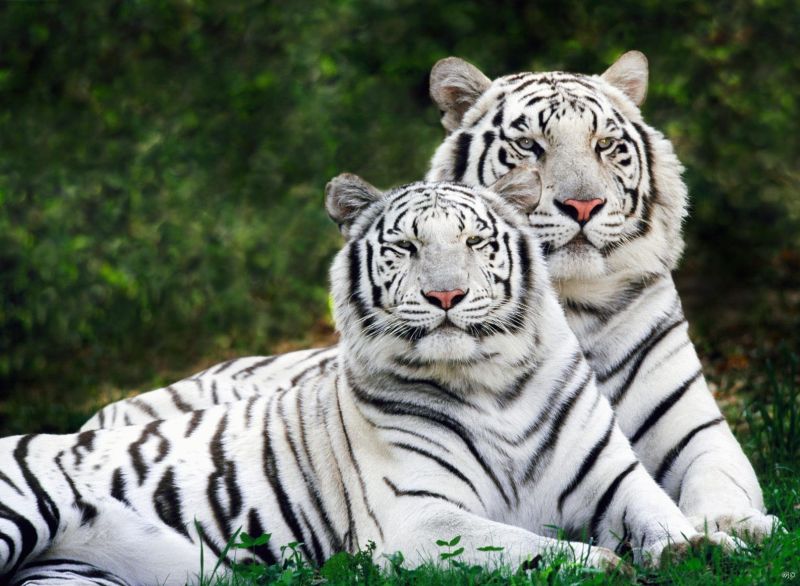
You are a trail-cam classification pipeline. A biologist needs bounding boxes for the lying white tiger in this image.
[83,51,779,540]
[1,177,737,585]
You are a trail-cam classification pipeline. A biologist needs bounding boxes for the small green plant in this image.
[435,535,464,562]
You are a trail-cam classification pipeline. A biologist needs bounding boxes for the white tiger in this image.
[0,177,737,585]
[82,52,779,539]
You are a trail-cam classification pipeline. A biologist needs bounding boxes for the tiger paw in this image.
[688,510,784,542]
[645,531,741,568]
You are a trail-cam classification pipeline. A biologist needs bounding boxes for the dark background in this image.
[1,0,798,434]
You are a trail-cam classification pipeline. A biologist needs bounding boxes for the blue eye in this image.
[515,137,544,157]
[395,240,417,253]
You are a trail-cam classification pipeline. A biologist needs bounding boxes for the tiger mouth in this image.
[561,233,599,251]
[428,320,467,336]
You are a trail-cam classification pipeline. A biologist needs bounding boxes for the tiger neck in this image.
[556,271,683,366]
[553,269,670,310]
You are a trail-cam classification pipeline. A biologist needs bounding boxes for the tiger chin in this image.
[0,175,740,585]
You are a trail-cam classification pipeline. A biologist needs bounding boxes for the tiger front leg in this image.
[566,425,741,568]
[628,369,781,542]
[664,429,782,541]
[379,502,625,573]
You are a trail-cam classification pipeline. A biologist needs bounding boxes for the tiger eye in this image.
[466,236,484,246]
[597,137,615,149]
[395,240,415,251]
[517,137,536,150]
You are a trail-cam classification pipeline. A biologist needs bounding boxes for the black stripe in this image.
[452,132,473,182]
[365,241,382,308]
[71,431,96,466]
[0,469,22,496]
[261,395,314,560]
[347,240,377,335]
[12,564,130,586]
[523,372,591,483]
[0,499,37,575]
[232,356,278,379]
[54,452,97,524]
[495,362,538,407]
[589,461,639,540]
[195,521,230,568]
[557,416,616,514]
[277,390,342,555]
[655,417,725,485]
[383,477,466,510]
[167,386,192,413]
[129,398,160,420]
[13,436,60,540]
[513,352,583,445]
[128,421,168,485]
[213,358,238,374]
[391,442,484,508]
[211,380,219,404]
[247,508,279,565]
[609,319,686,406]
[0,531,15,569]
[185,409,204,437]
[110,467,128,505]
[630,369,702,444]
[334,380,385,540]
[597,316,683,383]
[477,130,495,185]
[154,466,189,537]
[319,383,357,550]
[207,414,242,538]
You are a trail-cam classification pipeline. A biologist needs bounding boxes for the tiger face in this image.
[428,52,687,290]
[326,172,547,388]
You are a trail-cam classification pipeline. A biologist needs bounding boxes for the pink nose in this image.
[561,198,605,224]
[423,289,466,310]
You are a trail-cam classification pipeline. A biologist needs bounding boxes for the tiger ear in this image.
[601,50,649,106]
[325,173,383,238]
[430,57,492,133]
[490,165,542,216]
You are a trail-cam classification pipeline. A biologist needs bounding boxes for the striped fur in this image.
[1,180,736,585]
[83,53,779,540]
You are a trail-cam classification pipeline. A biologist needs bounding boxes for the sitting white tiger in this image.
[0,177,737,585]
[83,51,780,540]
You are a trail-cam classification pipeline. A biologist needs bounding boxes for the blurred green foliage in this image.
[0,1,798,433]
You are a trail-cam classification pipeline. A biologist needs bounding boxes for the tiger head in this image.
[326,170,560,390]
[427,52,687,300]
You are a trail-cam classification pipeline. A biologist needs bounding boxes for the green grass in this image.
[193,515,800,586]
[189,353,800,586]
